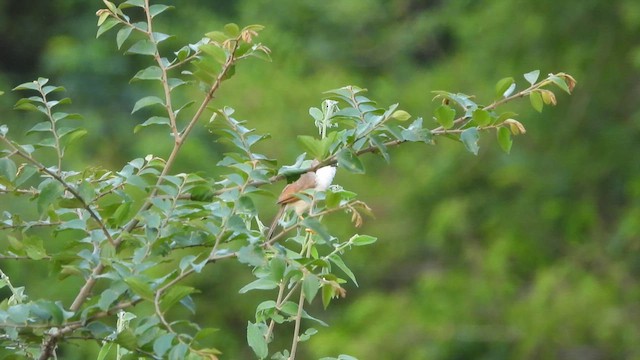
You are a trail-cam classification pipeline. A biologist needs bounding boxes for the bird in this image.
[266,160,336,239]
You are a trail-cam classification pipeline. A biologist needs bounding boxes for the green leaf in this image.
[524,70,540,85]
[97,18,119,38]
[495,77,515,98]
[37,180,64,215]
[153,333,175,357]
[434,105,455,129]
[168,343,188,360]
[199,43,227,64]
[160,286,198,313]
[124,277,154,301]
[24,236,47,260]
[549,75,572,93]
[350,234,377,246]
[98,289,120,311]
[460,127,480,155]
[336,149,365,174]
[132,66,162,81]
[269,257,286,282]
[247,322,268,359]
[497,126,513,153]
[224,23,240,37]
[205,31,227,43]
[0,158,17,182]
[96,343,113,360]
[122,0,145,8]
[471,108,492,127]
[303,274,320,303]
[328,254,358,286]
[301,217,332,242]
[126,39,157,56]
[149,4,173,17]
[132,96,164,113]
[297,135,326,160]
[322,284,334,309]
[116,26,133,49]
[133,116,170,133]
[239,278,278,293]
[529,91,544,112]
[115,329,138,351]
[237,245,266,267]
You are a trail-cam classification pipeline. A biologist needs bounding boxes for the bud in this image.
[391,110,411,121]
[503,119,526,135]
[540,89,557,105]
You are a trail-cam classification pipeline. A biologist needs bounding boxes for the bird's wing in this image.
[277,172,316,205]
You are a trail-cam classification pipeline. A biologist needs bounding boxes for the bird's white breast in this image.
[314,166,336,191]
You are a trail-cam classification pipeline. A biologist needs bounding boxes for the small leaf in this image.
[98,289,120,311]
[97,18,119,38]
[471,108,492,127]
[460,127,480,155]
[322,284,334,309]
[116,26,133,49]
[237,245,266,267]
[205,31,227,43]
[0,158,17,182]
[132,66,162,81]
[434,105,455,129]
[328,254,358,286]
[124,277,154,301]
[529,91,543,112]
[37,180,64,215]
[160,286,198,313]
[115,329,138,351]
[524,70,540,85]
[495,77,514,98]
[549,74,571,94]
[336,149,365,174]
[132,96,164,113]
[247,322,268,359]
[302,274,320,303]
[133,116,170,133]
[153,333,176,357]
[297,135,325,160]
[239,278,278,293]
[149,4,173,17]
[224,23,240,37]
[497,126,513,153]
[126,39,157,56]
[301,217,332,242]
[199,43,227,64]
[350,234,377,246]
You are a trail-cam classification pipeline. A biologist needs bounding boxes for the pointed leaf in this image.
[529,91,543,112]
[303,274,320,303]
[116,26,133,49]
[497,126,512,153]
[524,70,540,85]
[127,39,157,56]
[247,322,268,359]
[132,96,164,113]
[336,149,365,174]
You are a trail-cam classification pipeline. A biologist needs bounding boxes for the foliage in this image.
[0,1,577,359]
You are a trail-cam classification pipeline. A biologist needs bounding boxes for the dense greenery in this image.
[0,0,637,359]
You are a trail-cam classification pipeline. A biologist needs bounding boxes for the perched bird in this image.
[267,160,336,239]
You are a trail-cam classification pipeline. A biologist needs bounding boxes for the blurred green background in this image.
[1,0,640,359]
